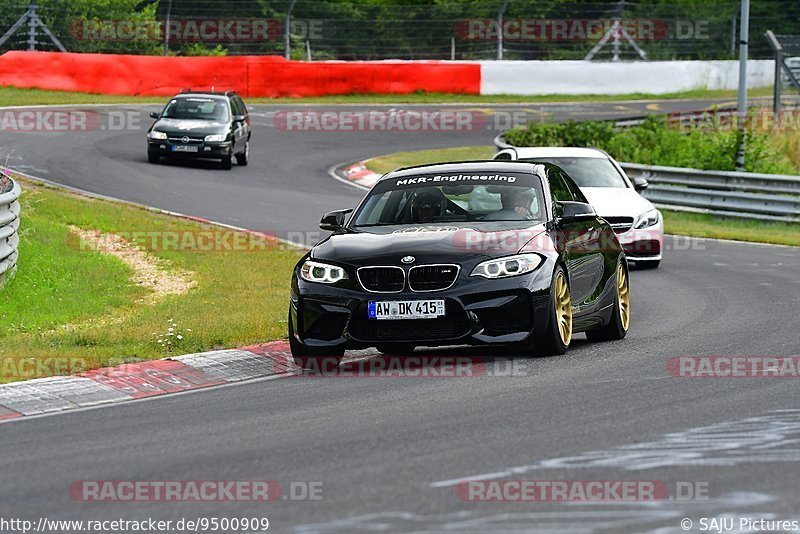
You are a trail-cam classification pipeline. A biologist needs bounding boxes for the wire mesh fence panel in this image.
[1,0,798,60]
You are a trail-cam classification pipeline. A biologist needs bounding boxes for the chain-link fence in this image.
[1,0,798,61]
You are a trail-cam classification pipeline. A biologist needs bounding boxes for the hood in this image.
[313,224,548,266]
[152,118,228,136]
[580,187,656,219]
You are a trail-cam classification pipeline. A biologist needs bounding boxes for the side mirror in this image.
[149,111,160,119]
[493,149,517,161]
[558,201,596,222]
[320,209,353,232]
[232,114,247,122]
[632,176,649,192]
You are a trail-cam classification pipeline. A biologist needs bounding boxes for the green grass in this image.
[365,146,800,247]
[366,146,496,174]
[0,85,774,107]
[661,210,800,247]
[0,179,304,383]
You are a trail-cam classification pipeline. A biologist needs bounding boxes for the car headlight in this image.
[634,209,660,229]
[148,130,167,140]
[204,133,226,142]
[470,253,543,279]
[300,260,348,284]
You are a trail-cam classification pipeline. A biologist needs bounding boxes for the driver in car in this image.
[500,188,535,219]
[411,190,445,223]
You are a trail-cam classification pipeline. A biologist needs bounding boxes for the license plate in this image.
[368,300,445,320]
[172,145,198,152]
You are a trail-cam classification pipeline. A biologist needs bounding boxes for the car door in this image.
[230,96,249,149]
[549,168,605,312]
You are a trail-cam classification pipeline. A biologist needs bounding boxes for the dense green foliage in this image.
[2,0,797,59]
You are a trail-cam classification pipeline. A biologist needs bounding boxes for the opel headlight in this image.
[300,260,348,284]
[634,209,660,229]
[471,253,543,279]
[204,133,226,142]
[148,130,167,140]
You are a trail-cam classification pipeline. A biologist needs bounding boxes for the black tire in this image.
[147,151,160,164]
[530,266,572,356]
[376,343,415,356]
[288,310,344,371]
[235,141,249,166]
[586,260,630,342]
[635,259,660,270]
[221,155,233,170]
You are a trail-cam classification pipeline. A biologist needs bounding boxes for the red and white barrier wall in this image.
[479,60,775,95]
[0,51,773,97]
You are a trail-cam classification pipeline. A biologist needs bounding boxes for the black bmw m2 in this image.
[289,161,630,368]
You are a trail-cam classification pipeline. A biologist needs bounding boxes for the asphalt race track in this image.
[1,99,799,533]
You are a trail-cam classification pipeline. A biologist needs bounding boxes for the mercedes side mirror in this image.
[632,176,649,192]
[319,209,353,232]
[149,112,160,119]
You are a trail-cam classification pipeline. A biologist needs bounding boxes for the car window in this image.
[548,169,575,203]
[162,98,229,121]
[352,172,546,227]
[235,97,248,116]
[230,97,245,117]
[523,157,628,188]
[559,171,590,203]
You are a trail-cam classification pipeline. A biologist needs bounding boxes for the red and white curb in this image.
[0,342,369,422]
[342,161,382,188]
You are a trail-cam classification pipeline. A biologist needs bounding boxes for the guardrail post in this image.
[284,0,298,60]
[496,0,509,60]
[766,30,783,114]
[735,0,750,172]
[0,173,21,289]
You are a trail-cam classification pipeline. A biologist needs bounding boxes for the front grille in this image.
[349,302,471,342]
[603,216,634,234]
[168,136,204,144]
[357,266,405,293]
[409,264,459,292]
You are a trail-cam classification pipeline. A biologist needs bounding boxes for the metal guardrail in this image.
[621,163,800,222]
[494,134,800,223]
[0,172,21,288]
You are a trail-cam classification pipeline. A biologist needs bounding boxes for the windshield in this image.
[351,172,546,228]
[161,98,229,121]
[522,157,628,188]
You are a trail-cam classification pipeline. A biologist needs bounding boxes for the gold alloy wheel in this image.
[554,271,573,346]
[617,263,631,331]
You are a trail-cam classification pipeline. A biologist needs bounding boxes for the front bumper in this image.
[290,270,553,351]
[617,219,664,261]
[147,140,232,158]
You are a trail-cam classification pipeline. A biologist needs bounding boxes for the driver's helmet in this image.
[411,189,445,222]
